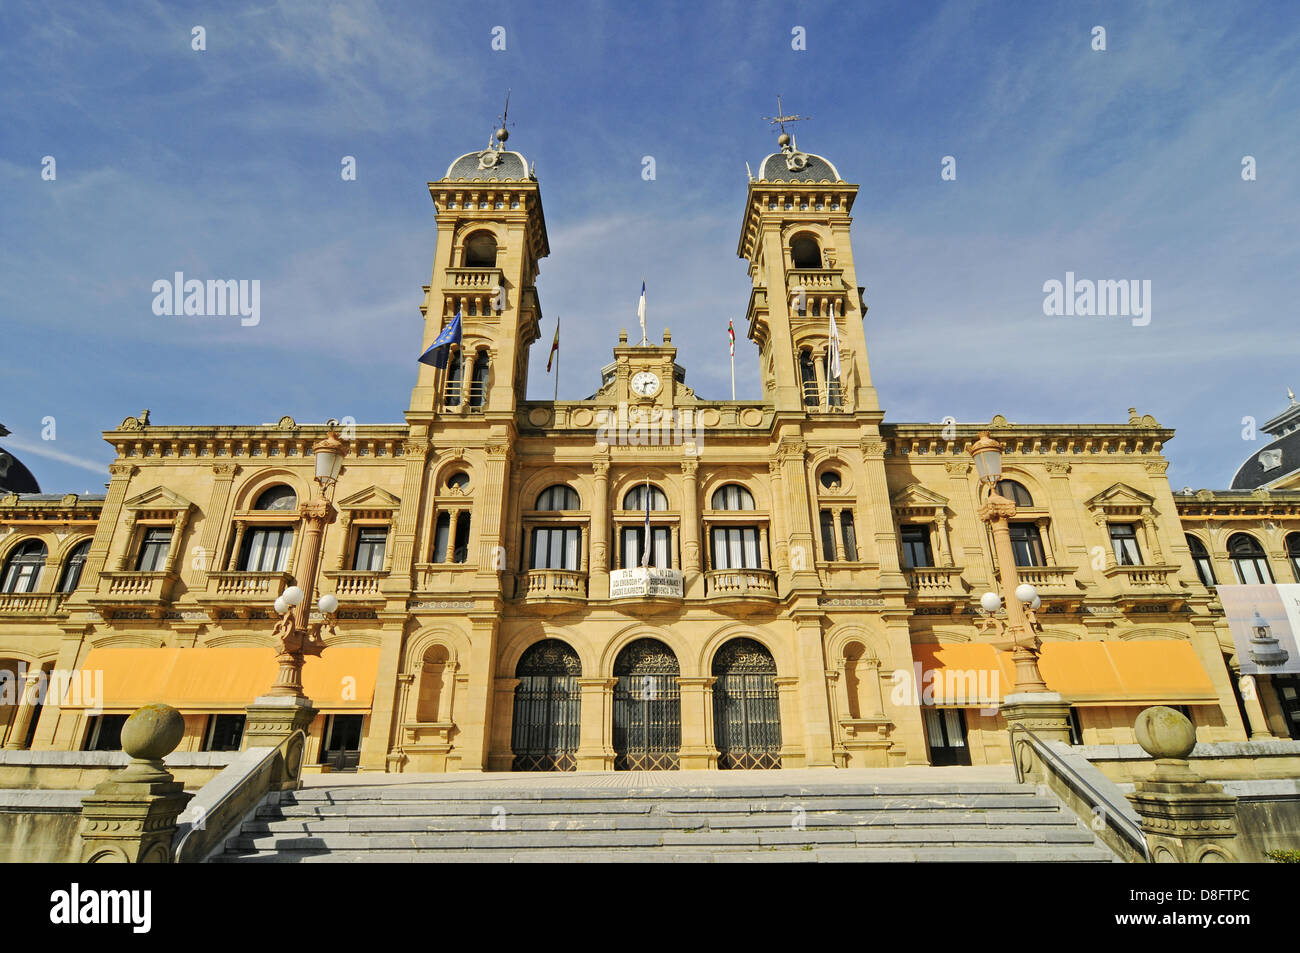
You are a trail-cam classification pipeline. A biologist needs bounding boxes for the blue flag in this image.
[418,311,462,369]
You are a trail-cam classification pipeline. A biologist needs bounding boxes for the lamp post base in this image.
[244,696,317,791]
[1001,692,1072,745]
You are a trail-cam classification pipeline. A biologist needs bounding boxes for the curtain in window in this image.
[532,528,581,570]
[711,527,760,569]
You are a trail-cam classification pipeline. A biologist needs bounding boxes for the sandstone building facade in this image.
[2,131,1298,773]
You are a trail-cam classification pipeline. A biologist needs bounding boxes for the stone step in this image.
[214,844,1117,863]
[228,823,1097,853]
[282,781,1035,802]
[261,794,1056,818]
[243,808,1077,835]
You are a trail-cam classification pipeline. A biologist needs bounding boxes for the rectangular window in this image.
[352,527,387,572]
[452,513,471,564]
[901,525,933,569]
[1009,523,1046,567]
[530,527,582,570]
[621,526,672,569]
[710,526,761,570]
[1109,523,1142,566]
[84,714,128,752]
[204,714,246,752]
[432,513,450,563]
[819,510,838,561]
[840,510,858,561]
[1193,552,1217,587]
[239,527,293,572]
[135,528,173,572]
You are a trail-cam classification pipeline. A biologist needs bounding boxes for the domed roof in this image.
[0,444,40,494]
[1231,391,1300,489]
[443,148,533,182]
[758,147,841,183]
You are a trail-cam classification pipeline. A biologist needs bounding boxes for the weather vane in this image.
[762,95,811,172]
[479,90,514,169]
[762,95,810,137]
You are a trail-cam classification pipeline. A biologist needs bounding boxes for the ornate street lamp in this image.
[969,431,1050,694]
[264,424,350,699]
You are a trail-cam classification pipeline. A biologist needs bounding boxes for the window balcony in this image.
[1008,565,1079,592]
[445,266,504,292]
[905,566,967,600]
[322,570,387,607]
[1102,563,1177,588]
[0,592,68,618]
[195,571,293,619]
[703,568,778,613]
[90,571,177,611]
[515,569,588,614]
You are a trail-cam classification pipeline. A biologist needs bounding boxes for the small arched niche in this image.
[414,644,451,722]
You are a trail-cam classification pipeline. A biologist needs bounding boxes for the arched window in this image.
[463,231,498,268]
[1,540,46,594]
[1287,533,1300,583]
[536,485,580,511]
[799,350,818,406]
[819,471,843,492]
[444,348,463,407]
[468,350,490,410]
[624,484,669,511]
[253,485,297,511]
[446,472,470,491]
[711,484,755,510]
[790,234,822,269]
[995,480,1034,507]
[58,539,93,594]
[1228,533,1273,585]
[1187,535,1217,587]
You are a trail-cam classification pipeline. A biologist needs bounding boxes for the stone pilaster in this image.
[680,458,703,598]
[677,675,717,769]
[589,456,610,599]
[193,463,239,586]
[575,676,616,770]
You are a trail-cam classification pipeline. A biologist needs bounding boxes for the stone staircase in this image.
[211,770,1120,862]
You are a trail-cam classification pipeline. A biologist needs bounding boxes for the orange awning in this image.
[60,646,380,713]
[910,640,1218,707]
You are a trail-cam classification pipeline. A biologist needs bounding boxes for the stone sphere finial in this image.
[121,704,185,764]
[1135,705,1196,760]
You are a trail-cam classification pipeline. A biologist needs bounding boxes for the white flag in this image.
[828,302,842,379]
[637,280,646,343]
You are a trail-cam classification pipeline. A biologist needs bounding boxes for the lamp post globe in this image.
[980,591,1002,613]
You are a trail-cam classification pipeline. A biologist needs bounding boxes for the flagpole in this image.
[730,343,736,401]
[554,336,559,403]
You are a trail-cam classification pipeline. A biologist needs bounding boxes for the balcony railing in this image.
[704,568,778,598]
[445,267,504,292]
[0,592,67,617]
[1102,564,1176,588]
[787,267,844,293]
[206,571,292,598]
[906,566,966,595]
[323,570,385,599]
[95,571,175,603]
[1009,565,1078,591]
[517,569,587,600]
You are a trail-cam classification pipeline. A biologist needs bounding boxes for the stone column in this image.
[680,458,703,598]
[575,676,616,770]
[3,668,44,750]
[195,463,239,586]
[486,676,520,771]
[792,614,836,767]
[677,676,717,769]
[774,675,803,767]
[589,457,611,598]
[226,521,247,571]
[767,460,790,574]
[1126,706,1240,862]
[812,345,828,411]
[79,705,192,864]
[454,614,499,770]
[935,513,953,567]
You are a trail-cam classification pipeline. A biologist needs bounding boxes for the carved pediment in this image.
[890,483,950,512]
[1084,483,1155,512]
[122,486,193,513]
[336,485,401,512]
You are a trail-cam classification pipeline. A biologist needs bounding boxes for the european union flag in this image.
[418,311,462,369]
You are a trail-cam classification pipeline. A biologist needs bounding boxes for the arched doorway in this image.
[712,638,782,769]
[511,639,581,771]
[612,638,681,770]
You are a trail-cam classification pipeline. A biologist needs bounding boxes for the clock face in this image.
[631,371,660,397]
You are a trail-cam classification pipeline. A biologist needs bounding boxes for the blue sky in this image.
[1,0,1297,493]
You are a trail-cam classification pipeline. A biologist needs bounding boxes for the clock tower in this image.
[590,326,699,413]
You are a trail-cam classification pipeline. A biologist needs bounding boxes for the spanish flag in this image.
[547,315,559,372]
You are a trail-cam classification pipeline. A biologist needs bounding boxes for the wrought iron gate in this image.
[712,638,782,769]
[612,638,681,770]
[511,639,581,771]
